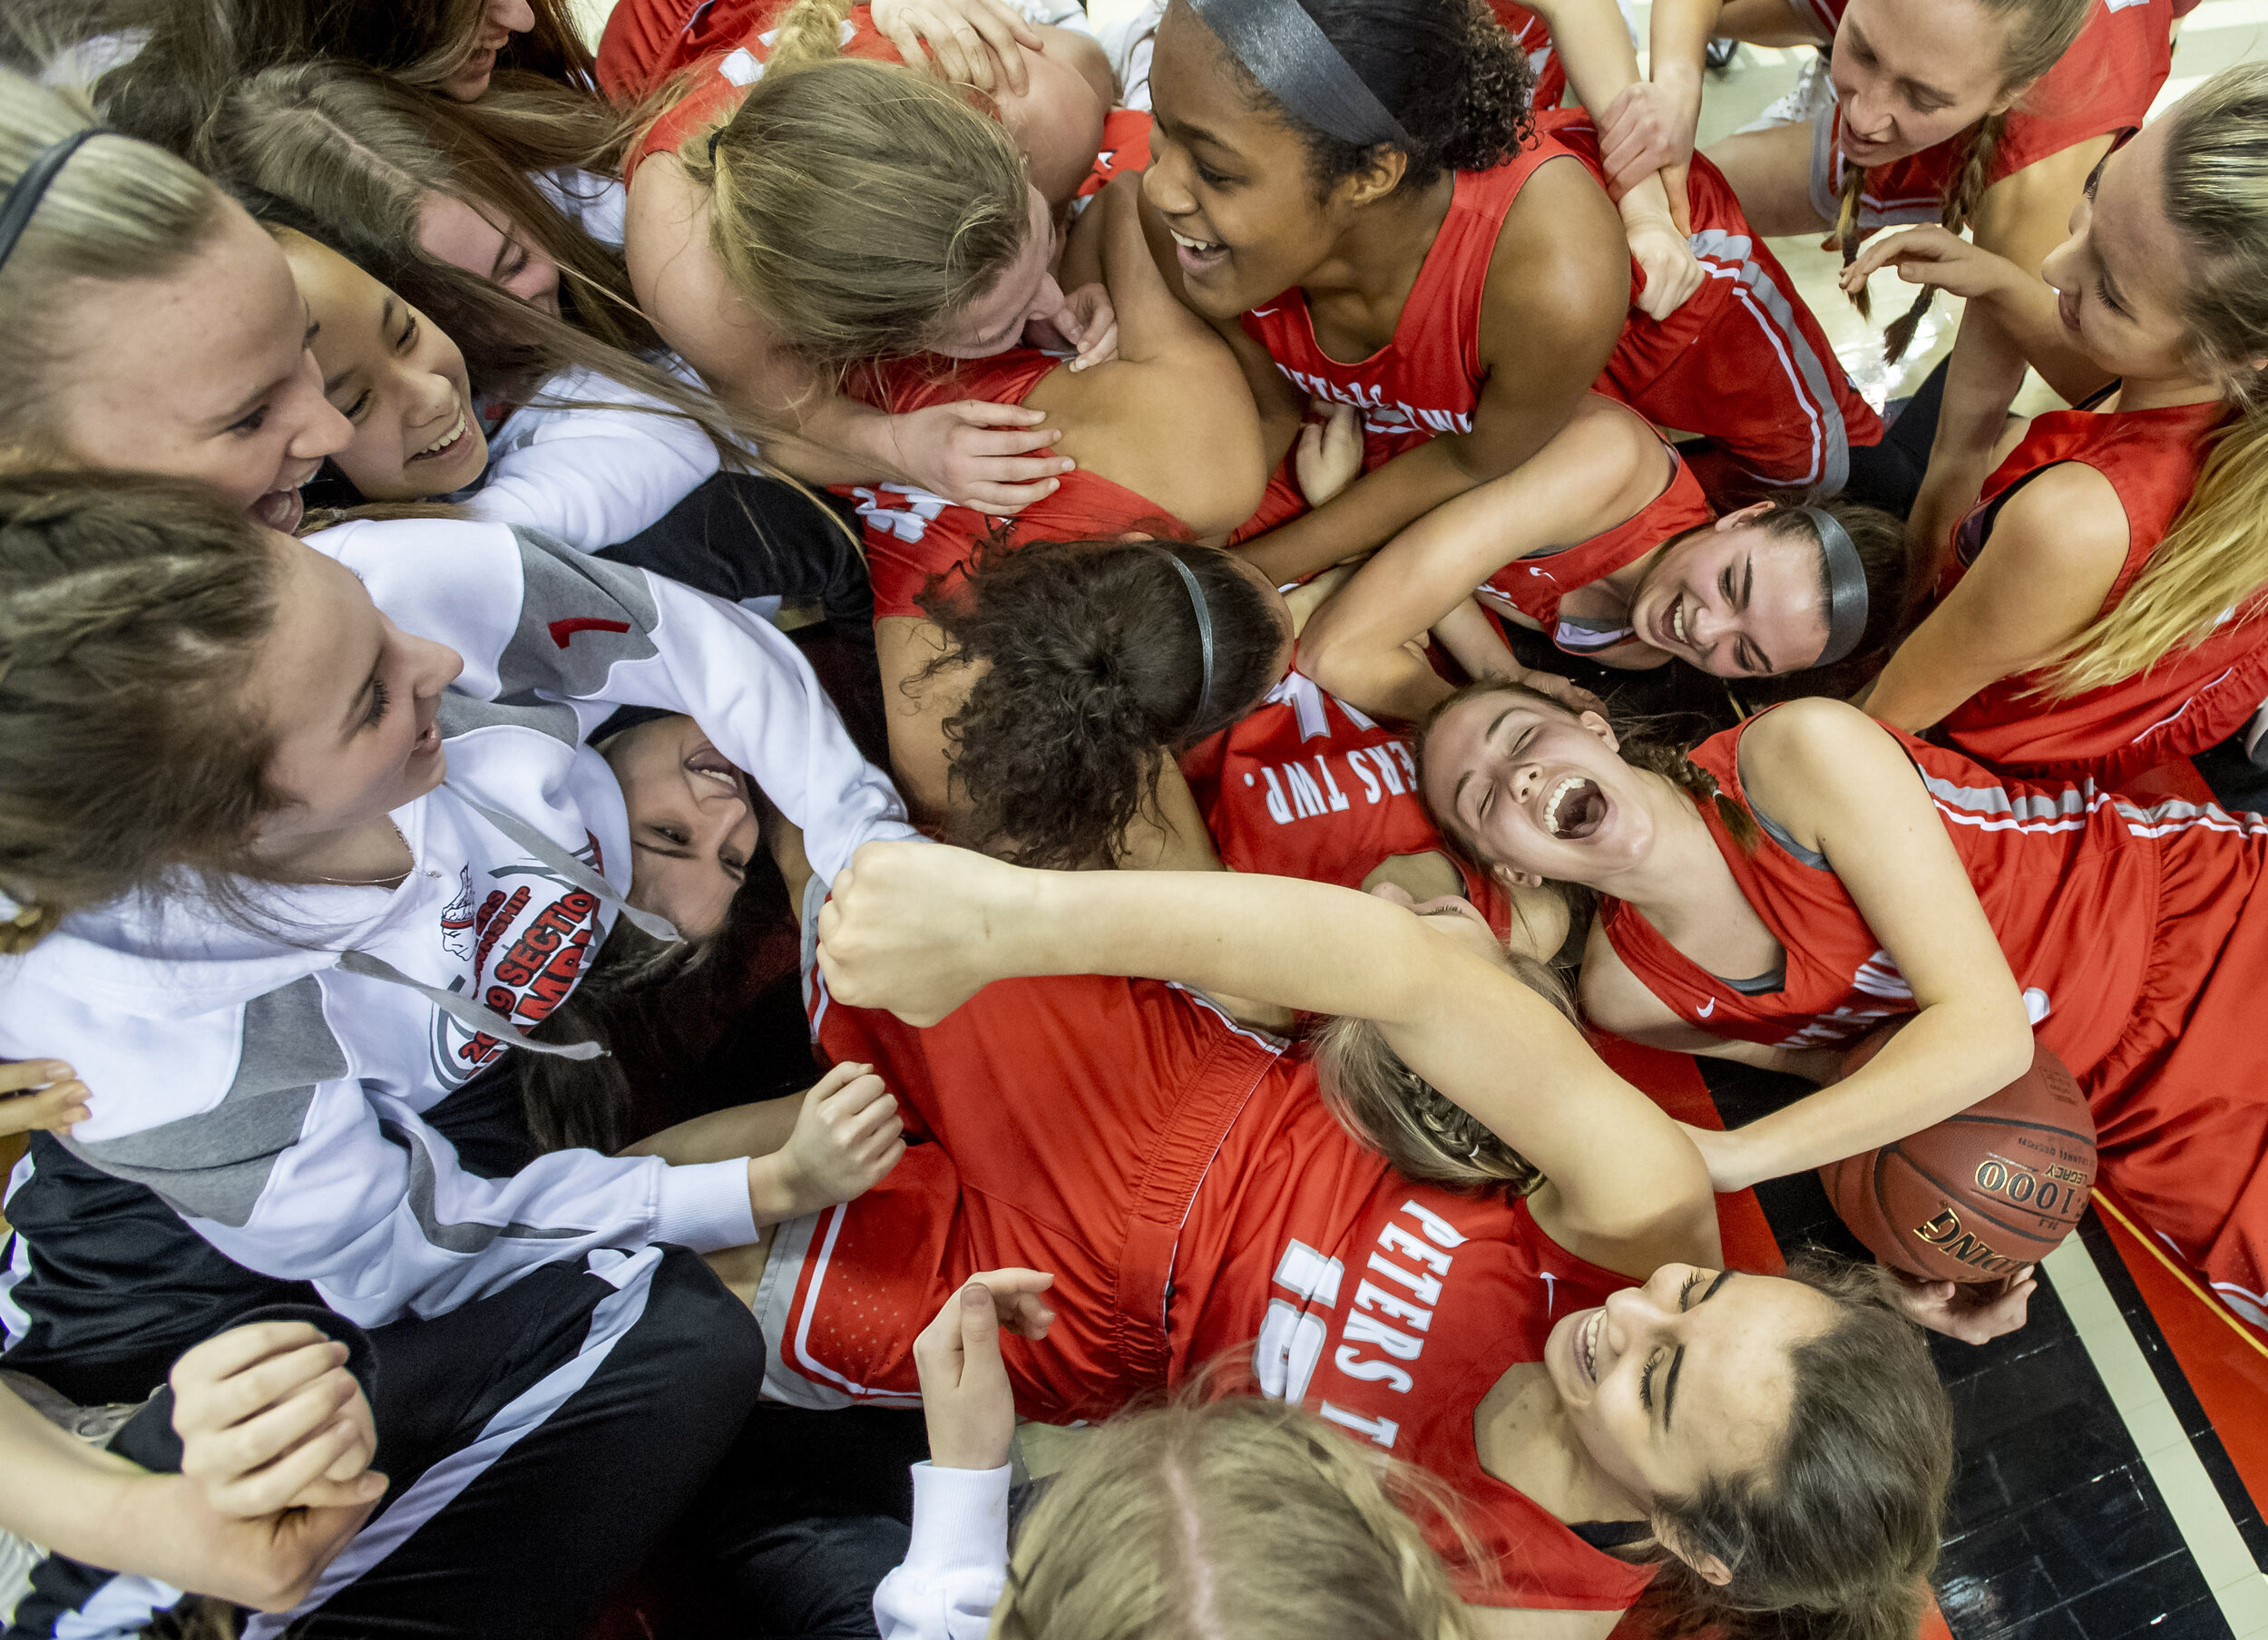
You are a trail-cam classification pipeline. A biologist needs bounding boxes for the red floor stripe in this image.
[2091,1187,2268,1520]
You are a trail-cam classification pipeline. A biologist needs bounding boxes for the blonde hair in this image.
[992,1395,1479,1640]
[0,71,231,466]
[2038,63,2268,694]
[678,0,1031,376]
[1836,0,2091,363]
[203,60,658,356]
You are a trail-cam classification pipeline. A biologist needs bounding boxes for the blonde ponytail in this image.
[0,70,229,466]
[2037,63,2268,696]
[992,1394,1481,1640]
[679,19,1029,376]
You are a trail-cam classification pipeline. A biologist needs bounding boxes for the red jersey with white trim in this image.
[1939,396,2267,784]
[834,349,1188,620]
[1235,112,1876,493]
[1474,426,1715,654]
[1077,107,1153,203]
[1180,671,1513,927]
[1821,0,2174,234]
[1598,711,2268,1322]
[1488,0,1569,112]
[790,972,1653,1609]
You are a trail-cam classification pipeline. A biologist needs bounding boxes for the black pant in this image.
[1841,356,1951,519]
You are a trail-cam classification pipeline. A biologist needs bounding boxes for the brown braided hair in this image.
[1834,0,2088,362]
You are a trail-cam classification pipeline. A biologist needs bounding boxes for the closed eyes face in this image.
[415,191,562,315]
[1421,695,1650,885]
[1831,0,2026,165]
[930,186,1068,359]
[2038,119,2197,386]
[252,532,465,854]
[1543,1264,1833,1508]
[283,232,490,502]
[1142,0,1344,320]
[599,714,760,940]
[51,203,351,536]
[1625,511,1834,678]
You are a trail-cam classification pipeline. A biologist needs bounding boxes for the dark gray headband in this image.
[0,129,112,273]
[1187,0,1412,150]
[1797,506,1870,668]
[1157,548,1218,732]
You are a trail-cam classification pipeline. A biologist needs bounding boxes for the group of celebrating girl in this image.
[0,0,2256,1634]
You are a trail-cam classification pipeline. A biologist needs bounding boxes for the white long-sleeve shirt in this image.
[462,364,727,552]
[0,519,913,1328]
[874,1464,1012,1640]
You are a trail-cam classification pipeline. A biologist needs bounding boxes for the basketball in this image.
[1819,1020,2097,1284]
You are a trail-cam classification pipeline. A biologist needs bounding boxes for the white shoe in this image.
[1737,49,1833,132]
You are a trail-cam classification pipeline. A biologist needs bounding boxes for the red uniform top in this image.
[1939,395,2267,784]
[1079,106,1154,203]
[1488,0,1568,113]
[1596,709,2268,1316]
[1236,111,1876,493]
[1472,426,1715,655]
[1825,0,2174,232]
[802,971,1654,1610]
[832,349,1186,620]
[1180,671,1515,928]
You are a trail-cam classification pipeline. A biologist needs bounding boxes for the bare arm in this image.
[1862,464,2126,731]
[1907,138,2117,562]
[816,844,1720,1275]
[1298,397,1657,720]
[1234,161,1629,584]
[1668,701,2034,1189]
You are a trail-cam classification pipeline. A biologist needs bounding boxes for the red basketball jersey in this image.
[1180,672,1513,928]
[806,971,1652,1611]
[1473,425,1715,654]
[1488,0,1569,112]
[1940,396,2268,784]
[836,349,1188,620]
[1235,112,1875,491]
[1597,709,2268,1323]
[1827,0,2174,232]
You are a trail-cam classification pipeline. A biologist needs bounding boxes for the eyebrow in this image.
[632,839,697,863]
[1450,705,1520,815]
[1662,1270,1735,1433]
[1843,23,1957,105]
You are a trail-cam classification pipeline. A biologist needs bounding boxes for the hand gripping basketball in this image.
[1820,1019,2097,1284]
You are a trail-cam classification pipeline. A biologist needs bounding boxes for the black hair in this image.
[915,535,1291,870]
[1198,0,1535,193]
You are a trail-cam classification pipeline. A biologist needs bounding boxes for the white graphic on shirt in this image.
[850,483,952,544]
[1271,366,1474,439]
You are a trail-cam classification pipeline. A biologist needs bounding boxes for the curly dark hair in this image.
[915,536,1291,870]
[1199,0,1535,193]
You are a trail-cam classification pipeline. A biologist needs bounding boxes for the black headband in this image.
[1157,548,1218,732]
[1797,507,1870,668]
[0,129,112,273]
[1186,0,1412,151]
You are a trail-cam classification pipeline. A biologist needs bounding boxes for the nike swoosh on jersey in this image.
[1697,997,1716,1018]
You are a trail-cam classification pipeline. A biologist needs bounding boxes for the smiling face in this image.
[2039,120,2200,387]
[249,532,464,855]
[49,203,352,534]
[929,185,1069,359]
[1544,1265,1833,1514]
[440,0,537,101]
[1830,0,2029,165]
[1421,692,1660,885]
[415,191,562,314]
[1143,0,1349,318]
[599,715,760,940]
[1626,508,1834,678]
[282,232,489,502]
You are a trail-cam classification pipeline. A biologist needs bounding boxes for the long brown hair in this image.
[0,473,284,952]
[62,0,594,157]
[201,60,660,356]
[1835,0,2091,362]
[674,0,1032,376]
[2037,63,2268,694]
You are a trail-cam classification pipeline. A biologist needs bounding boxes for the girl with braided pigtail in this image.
[1847,64,2268,789]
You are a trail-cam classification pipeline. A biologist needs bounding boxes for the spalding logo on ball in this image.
[1819,1019,2097,1284]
